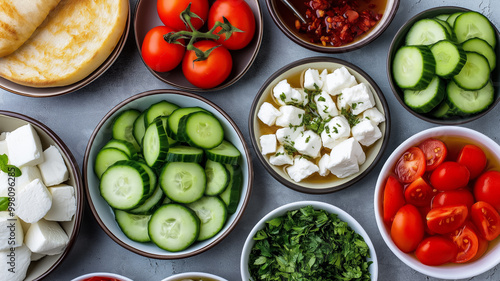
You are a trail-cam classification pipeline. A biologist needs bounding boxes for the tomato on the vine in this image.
[430,161,470,191]
[383,175,405,223]
[426,205,468,234]
[418,138,447,171]
[448,222,480,263]
[415,236,458,266]
[395,147,426,184]
[474,171,500,212]
[457,144,487,179]
[141,26,185,72]
[431,189,475,211]
[391,204,424,253]
[471,201,500,241]
[404,177,434,207]
[157,0,209,31]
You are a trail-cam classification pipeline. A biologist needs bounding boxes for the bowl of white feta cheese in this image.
[250,57,390,193]
[0,110,83,281]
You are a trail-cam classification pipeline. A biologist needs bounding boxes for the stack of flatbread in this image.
[0,0,128,88]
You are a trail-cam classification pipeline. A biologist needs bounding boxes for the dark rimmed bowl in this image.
[266,0,399,53]
[0,111,84,280]
[0,2,130,98]
[134,0,264,92]
[387,6,500,125]
[249,57,390,194]
[83,90,253,259]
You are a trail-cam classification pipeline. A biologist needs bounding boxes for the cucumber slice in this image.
[160,116,179,147]
[166,107,206,140]
[114,210,151,242]
[453,52,490,90]
[160,162,206,204]
[447,80,494,115]
[102,139,138,159]
[136,161,157,197]
[143,119,169,169]
[100,160,150,210]
[430,40,466,78]
[392,45,436,90]
[220,164,243,214]
[454,11,496,48]
[430,100,454,119]
[129,184,165,215]
[133,112,146,146]
[178,112,224,149]
[205,160,229,196]
[144,101,180,126]
[205,140,241,165]
[94,147,129,179]
[404,76,445,113]
[462,38,496,71]
[166,145,204,162]
[446,12,463,27]
[405,19,449,45]
[186,196,227,241]
[435,14,450,21]
[148,204,200,252]
[112,109,141,151]
[434,18,454,39]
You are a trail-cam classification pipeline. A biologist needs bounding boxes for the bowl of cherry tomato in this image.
[71,272,133,281]
[134,0,263,91]
[374,126,500,279]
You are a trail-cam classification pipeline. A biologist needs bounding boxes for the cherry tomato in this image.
[426,205,468,234]
[157,0,209,31]
[383,175,405,223]
[415,236,458,266]
[404,177,434,207]
[431,189,475,211]
[470,226,488,262]
[457,144,487,179]
[182,40,232,89]
[474,171,500,212]
[391,204,424,253]
[395,147,426,184]
[418,138,448,171]
[471,201,500,241]
[448,221,480,263]
[208,0,256,50]
[430,161,470,191]
[418,205,436,235]
[141,26,185,72]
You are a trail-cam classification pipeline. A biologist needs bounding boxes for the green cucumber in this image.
[143,119,169,169]
[405,19,449,45]
[462,38,496,71]
[102,139,138,159]
[186,196,227,241]
[453,52,490,90]
[392,45,436,90]
[430,40,466,78]
[112,109,141,151]
[220,164,243,214]
[144,101,180,126]
[160,162,206,204]
[454,11,496,48]
[166,107,206,140]
[205,140,241,165]
[447,80,494,116]
[115,210,151,242]
[177,111,224,149]
[166,145,204,163]
[404,76,445,113]
[94,147,129,179]
[204,160,229,196]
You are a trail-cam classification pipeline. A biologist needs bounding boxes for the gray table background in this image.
[1,0,500,280]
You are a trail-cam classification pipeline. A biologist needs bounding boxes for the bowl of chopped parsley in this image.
[241,201,378,280]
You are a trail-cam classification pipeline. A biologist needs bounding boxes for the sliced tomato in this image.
[457,144,487,179]
[448,221,480,263]
[418,205,436,235]
[471,201,500,241]
[431,189,475,211]
[404,177,434,207]
[418,138,448,171]
[430,161,470,191]
[391,204,425,253]
[395,147,426,184]
[383,175,405,223]
[470,226,488,262]
[415,236,458,266]
[427,205,468,234]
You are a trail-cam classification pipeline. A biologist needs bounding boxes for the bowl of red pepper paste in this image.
[266,0,399,53]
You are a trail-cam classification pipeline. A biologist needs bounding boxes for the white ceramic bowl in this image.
[161,272,227,281]
[241,201,378,280]
[71,272,133,281]
[83,90,253,259]
[374,126,500,279]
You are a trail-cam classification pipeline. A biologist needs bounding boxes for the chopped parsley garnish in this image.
[283,144,297,155]
[280,92,286,102]
[305,135,311,143]
[341,108,360,127]
[318,96,326,102]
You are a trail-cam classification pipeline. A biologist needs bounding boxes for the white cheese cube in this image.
[318,154,331,177]
[38,145,69,186]
[276,126,304,145]
[257,102,282,126]
[286,156,319,182]
[327,138,366,178]
[304,68,323,90]
[341,83,375,115]
[269,146,294,166]
[25,219,69,255]
[321,116,351,149]
[16,165,42,191]
[0,171,9,197]
[0,213,24,251]
[275,106,305,127]
[0,244,31,281]
[298,88,309,107]
[0,140,7,156]
[314,91,339,119]
[44,184,76,222]
[31,252,46,261]
[352,119,382,146]
[17,179,52,224]
[293,130,322,158]
[0,132,8,141]
[273,79,292,106]
[325,67,357,96]
[319,69,328,90]
[6,124,44,167]
[260,134,277,155]
[362,107,386,125]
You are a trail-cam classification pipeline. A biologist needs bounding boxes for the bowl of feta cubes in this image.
[250,56,390,193]
[0,110,83,281]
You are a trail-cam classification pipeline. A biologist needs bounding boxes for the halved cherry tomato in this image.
[391,204,424,253]
[157,0,209,31]
[418,138,448,171]
[415,236,458,266]
[457,144,487,179]
[418,205,436,235]
[430,161,470,191]
[427,205,468,234]
[431,189,475,211]
[474,171,500,212]
[448,221,480,263]
[404,177,434,207]
[470,225,488,262]
[383,176,405,223]
[141,26,185,72]
[395,147,426,184]
[471,201,500,241]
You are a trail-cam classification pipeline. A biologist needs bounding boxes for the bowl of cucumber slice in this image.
[83,90,253,259]
[387,6,500,125]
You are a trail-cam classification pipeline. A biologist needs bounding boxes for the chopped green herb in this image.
[305,136,311,143]
[280,92,286,102]
[341,108,360,127]
[333,126,339,134]
[283,144,297,155]
[0,197,9,212]
[365,116,371,120]
[274,152,284,157]
[318,96,326,102]
[325,126,330,134]
[0,154,21,177]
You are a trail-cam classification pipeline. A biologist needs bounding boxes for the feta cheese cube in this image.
[319,69,328,90]
[6,124,44,167]
[327,138,366,178]
[275,106,305,127]
[321,116,351,149]
[341,83,375,115]
[318,154,331,177]
[286,156,319,182]
[325,67,357,96]
[304,68,323,90]
[0,132,7,141]
[25,219,69,255]
[0,140,7,156]
[276,126,304,145]
[362,107,386,125]
[293,130,322,158]
[352,119,382,146]
[258,102,282,126]
[31,252,46,261]
[15,166,43,194]
[0,213,24,251]
[38,146,69,186]
[0,171,9,197]
[314,91,339,119]
[0,244,31,281]
[269,146,294,166]
[17,179,52,223]
[273,79,292,105]
[260,134,277,155]
[44,184,76,221]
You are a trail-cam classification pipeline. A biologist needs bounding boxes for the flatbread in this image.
[0,0,128,88]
